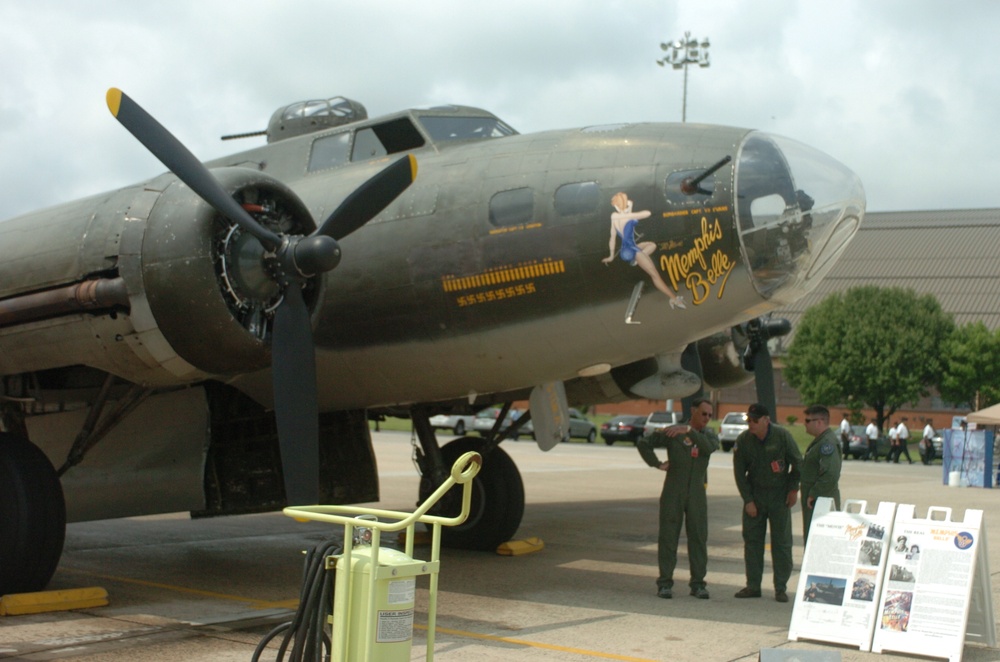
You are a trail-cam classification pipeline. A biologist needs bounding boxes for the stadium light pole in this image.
[657,31,711,122]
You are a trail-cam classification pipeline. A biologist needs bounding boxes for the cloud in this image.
[2,0,1000,218]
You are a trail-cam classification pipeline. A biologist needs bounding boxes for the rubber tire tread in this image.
[434,437,524,551]
[0,432,66,595]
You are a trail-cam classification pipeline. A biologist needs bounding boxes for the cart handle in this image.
[283,451,482,531]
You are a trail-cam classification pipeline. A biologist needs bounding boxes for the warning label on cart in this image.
[388,578,415,605]
[377,608,414,643]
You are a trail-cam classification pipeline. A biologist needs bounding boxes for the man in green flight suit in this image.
[800,405,842,544]
[637,398,719,599]
[732,403,801,603]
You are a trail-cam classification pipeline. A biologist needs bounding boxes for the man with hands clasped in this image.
[732,403,802,603]
[637,399,719,600]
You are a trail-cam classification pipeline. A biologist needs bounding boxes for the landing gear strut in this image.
[411,408,524,550]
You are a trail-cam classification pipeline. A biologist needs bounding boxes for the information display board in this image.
[789,499,896,651]
[871,506,995,662]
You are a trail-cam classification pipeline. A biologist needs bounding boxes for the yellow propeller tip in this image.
[106,88,123,117]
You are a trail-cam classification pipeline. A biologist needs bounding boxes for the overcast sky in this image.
[3,0,998,220]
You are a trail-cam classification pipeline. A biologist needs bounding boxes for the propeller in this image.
[107,88,416,504]
[740,316,791,417]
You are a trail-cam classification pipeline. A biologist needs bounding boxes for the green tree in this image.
[939,322,1000,411]
[784,286,954,431]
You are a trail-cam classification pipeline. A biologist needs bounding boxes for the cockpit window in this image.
[419,116,516,143]
[309,117,425,172]
[308,132,351,171]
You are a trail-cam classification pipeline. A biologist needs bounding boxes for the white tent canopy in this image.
[968,402,1000,426]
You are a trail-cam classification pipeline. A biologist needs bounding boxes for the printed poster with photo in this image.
[788,499,896,651]
[872,505,994,662]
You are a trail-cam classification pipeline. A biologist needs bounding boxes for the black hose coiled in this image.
[252,539,342,662]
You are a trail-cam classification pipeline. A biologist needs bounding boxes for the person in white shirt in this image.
[888,424,900,462]
[839,413,852,460]
[921,421,936,465]
[865,419,880,461]
[895,419,913,464]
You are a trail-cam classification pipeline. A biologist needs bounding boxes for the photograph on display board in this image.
[858,539,883,566]
[888,564,915,583]
[880,590,913,632]
[866,522,886,540]
[802,575,846,606]
[851,568,878,602]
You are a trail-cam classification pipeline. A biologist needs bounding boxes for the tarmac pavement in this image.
[2,431,999,661]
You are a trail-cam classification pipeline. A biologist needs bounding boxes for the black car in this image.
[846,425,890,459]
[600,415,648,445]
[845,425,868,458]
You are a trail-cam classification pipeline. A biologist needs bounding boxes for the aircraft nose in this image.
[734,132,865,303]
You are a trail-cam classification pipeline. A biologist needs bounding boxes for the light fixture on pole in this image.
[657,31,711,122]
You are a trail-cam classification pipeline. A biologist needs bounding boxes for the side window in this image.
[554,181,599,216]
[489,188,534,227]
[352,128,388,162]
[308,133,351,172]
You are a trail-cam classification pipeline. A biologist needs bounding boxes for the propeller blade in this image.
[317,154,417,240]
[106,88,282,250]
[271,282,320,505]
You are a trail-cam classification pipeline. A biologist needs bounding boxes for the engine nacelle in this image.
[140,167,318,376]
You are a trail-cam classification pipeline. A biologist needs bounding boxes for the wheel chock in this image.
[496,537,544,556]
[0,587,108,616]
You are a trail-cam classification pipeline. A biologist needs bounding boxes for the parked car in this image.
[520,408,597,443]
[845,425,869,459]
[428,413,476,436]
[472,408,522,438]
[600,415,647,445]
[844,425,892,459]
[643,410,681,436]
[719,411,748,451]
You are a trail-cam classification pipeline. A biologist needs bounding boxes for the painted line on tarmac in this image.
[416,624,659,661]
[60,567,298,609]
[62,568,655,660]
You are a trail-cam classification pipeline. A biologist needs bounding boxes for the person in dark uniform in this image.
[732,403,801,603]
[799,405,842,544]
[637,398,719,599]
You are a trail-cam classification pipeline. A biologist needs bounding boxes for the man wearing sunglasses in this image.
[799,405,842,544]
[732,403,802,603]
[637,398,719,600]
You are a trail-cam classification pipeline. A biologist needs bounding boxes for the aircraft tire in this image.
[0,432,66,595]
[428,437,524,551]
